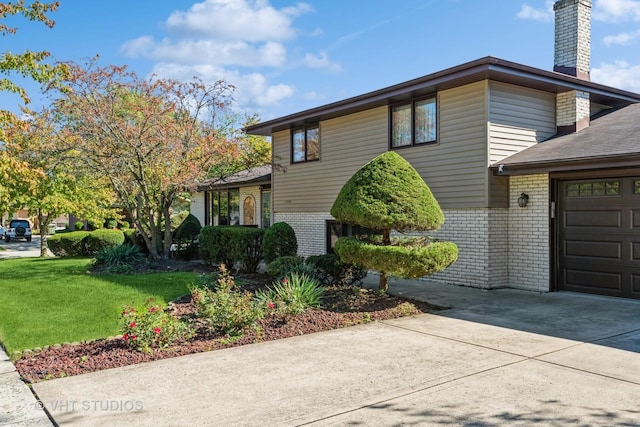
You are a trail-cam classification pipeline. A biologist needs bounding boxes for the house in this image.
[242,0,640,299]
[191,165,272,229]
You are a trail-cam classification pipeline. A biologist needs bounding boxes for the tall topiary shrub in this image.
[330,151,458,293]
[263,222,298,264]
[173,213,202,260]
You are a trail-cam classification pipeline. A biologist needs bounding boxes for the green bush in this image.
[104,218,118,229]
[306,254,367,286]
[199,226,233,267]
[74,221,85,231]
[256,273,323,320]
[263,222,297,264]
[93,244,146,274]
[173,214,202,260]
[119,221,130,229]
[334,237,458,279]
[47,231,91,256]
[266,256,304,278]
[199,226,265,272]
[85,229,125,255]
[121,301,194,353]
[191,265,262,336]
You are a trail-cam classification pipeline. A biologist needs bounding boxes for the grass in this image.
[0,257,196,354]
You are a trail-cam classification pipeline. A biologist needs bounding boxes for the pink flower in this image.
[149,307,157,313]
[131,335,137,340]
[282,278,288,284]
[153,327,161,334]
[129,321,137,328]
[267,301,275,309]
[122,333,129,341]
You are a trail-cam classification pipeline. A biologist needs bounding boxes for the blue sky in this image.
[5,0,640,121]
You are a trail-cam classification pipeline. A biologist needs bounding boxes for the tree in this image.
[2,108,117,256]
[0,1,69,140]
[54,60,263,259]
[330,151,458,293]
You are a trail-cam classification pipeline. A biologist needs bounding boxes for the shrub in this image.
[306,254,367,286]
[47,231,90,256]
[266,255,304,278]
[255,273,323,319]
[104,218,118,229]
[119,221,130,229]
[191,265,262,336]
[199,226,265,272]
[330,151,458,292]
[263,222,297,264]
[173,214,202,260]
[74,221,85,231]
[199,226,233,267]
[93,244,146,274]
[120,301,194,353]
[85,229,125,255]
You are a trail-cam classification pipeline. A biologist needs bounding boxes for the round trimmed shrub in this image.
[263,222,297,264]
[85,229,125,255]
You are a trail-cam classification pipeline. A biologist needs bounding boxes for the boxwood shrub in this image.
[85,229,125,255]
[47,231,91,256]
[199,226,265,273]
[263,222,297,264]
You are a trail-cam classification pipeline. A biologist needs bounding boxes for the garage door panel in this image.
[564,240,621,259]
[564,269,622,291]
[564,210,621,228]
[558,177,640,299]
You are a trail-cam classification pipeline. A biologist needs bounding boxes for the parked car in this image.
[4,219,32,242]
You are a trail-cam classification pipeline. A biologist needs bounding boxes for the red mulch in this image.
[14,270,443,384]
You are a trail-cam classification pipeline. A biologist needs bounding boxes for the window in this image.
[566,180,620,197]
[390,96,437,148]
[205,189,240,225]
[261,189,271,228]
[292,125,320,163]
[325,220,381,253]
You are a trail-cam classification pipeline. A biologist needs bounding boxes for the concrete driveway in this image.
[28,278,640,426]
[0,235,50,258]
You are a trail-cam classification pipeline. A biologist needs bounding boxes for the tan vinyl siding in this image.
[400,81,489,208]
[272,107,388,212]
[489,81,556,164]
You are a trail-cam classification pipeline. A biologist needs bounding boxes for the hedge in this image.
[47,229,125,257]
[263,222,297,264]
[334,237,458,279]
[199,226,266,273]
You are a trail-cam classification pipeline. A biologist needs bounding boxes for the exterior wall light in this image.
[517,192,529,208]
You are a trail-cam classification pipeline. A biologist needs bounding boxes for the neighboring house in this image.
[245,0,640,299]
[191,165,272,229]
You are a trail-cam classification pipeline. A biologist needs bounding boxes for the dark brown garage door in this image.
[558,177,640,299]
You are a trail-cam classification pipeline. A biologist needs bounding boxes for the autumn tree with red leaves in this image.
[54,60,263,258]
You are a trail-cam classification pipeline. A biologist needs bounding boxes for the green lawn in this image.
[0,257,196,354]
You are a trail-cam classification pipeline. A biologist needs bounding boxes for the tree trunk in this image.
[38,210,49,257]
[379,271,389,293]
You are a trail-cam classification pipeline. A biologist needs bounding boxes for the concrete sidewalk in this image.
[27,280,640,426]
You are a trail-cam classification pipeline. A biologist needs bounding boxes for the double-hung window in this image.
[390,96,437,148]
[292,124,320,163]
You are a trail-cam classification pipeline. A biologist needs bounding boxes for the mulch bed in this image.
[14,266,444,384]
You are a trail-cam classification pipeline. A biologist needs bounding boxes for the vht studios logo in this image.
[35,399,144,412]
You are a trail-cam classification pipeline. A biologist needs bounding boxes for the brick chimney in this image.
[554,0,591,134]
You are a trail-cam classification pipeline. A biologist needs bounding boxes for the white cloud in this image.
[603,29,640,45]
[593,0,640,22]
[591,60,640,92]
[120,0,340,111]
[150,62,295,109]
[516,1,554,22]
[165,0,312,41]
[304,51,341,72]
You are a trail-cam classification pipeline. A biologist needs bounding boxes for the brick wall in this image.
[274,212,334,256]
[508,174,550,292]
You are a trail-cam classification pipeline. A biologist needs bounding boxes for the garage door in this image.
[558,177,640,299]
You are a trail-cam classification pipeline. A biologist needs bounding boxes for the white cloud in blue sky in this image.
[120,0,340,111]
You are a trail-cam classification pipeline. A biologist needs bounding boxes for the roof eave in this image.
[491,154,640,176]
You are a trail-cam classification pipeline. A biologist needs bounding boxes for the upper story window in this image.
[390,96,437,148]
[292,124,320,163]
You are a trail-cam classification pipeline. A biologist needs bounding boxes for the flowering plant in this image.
[120,300,194,353]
